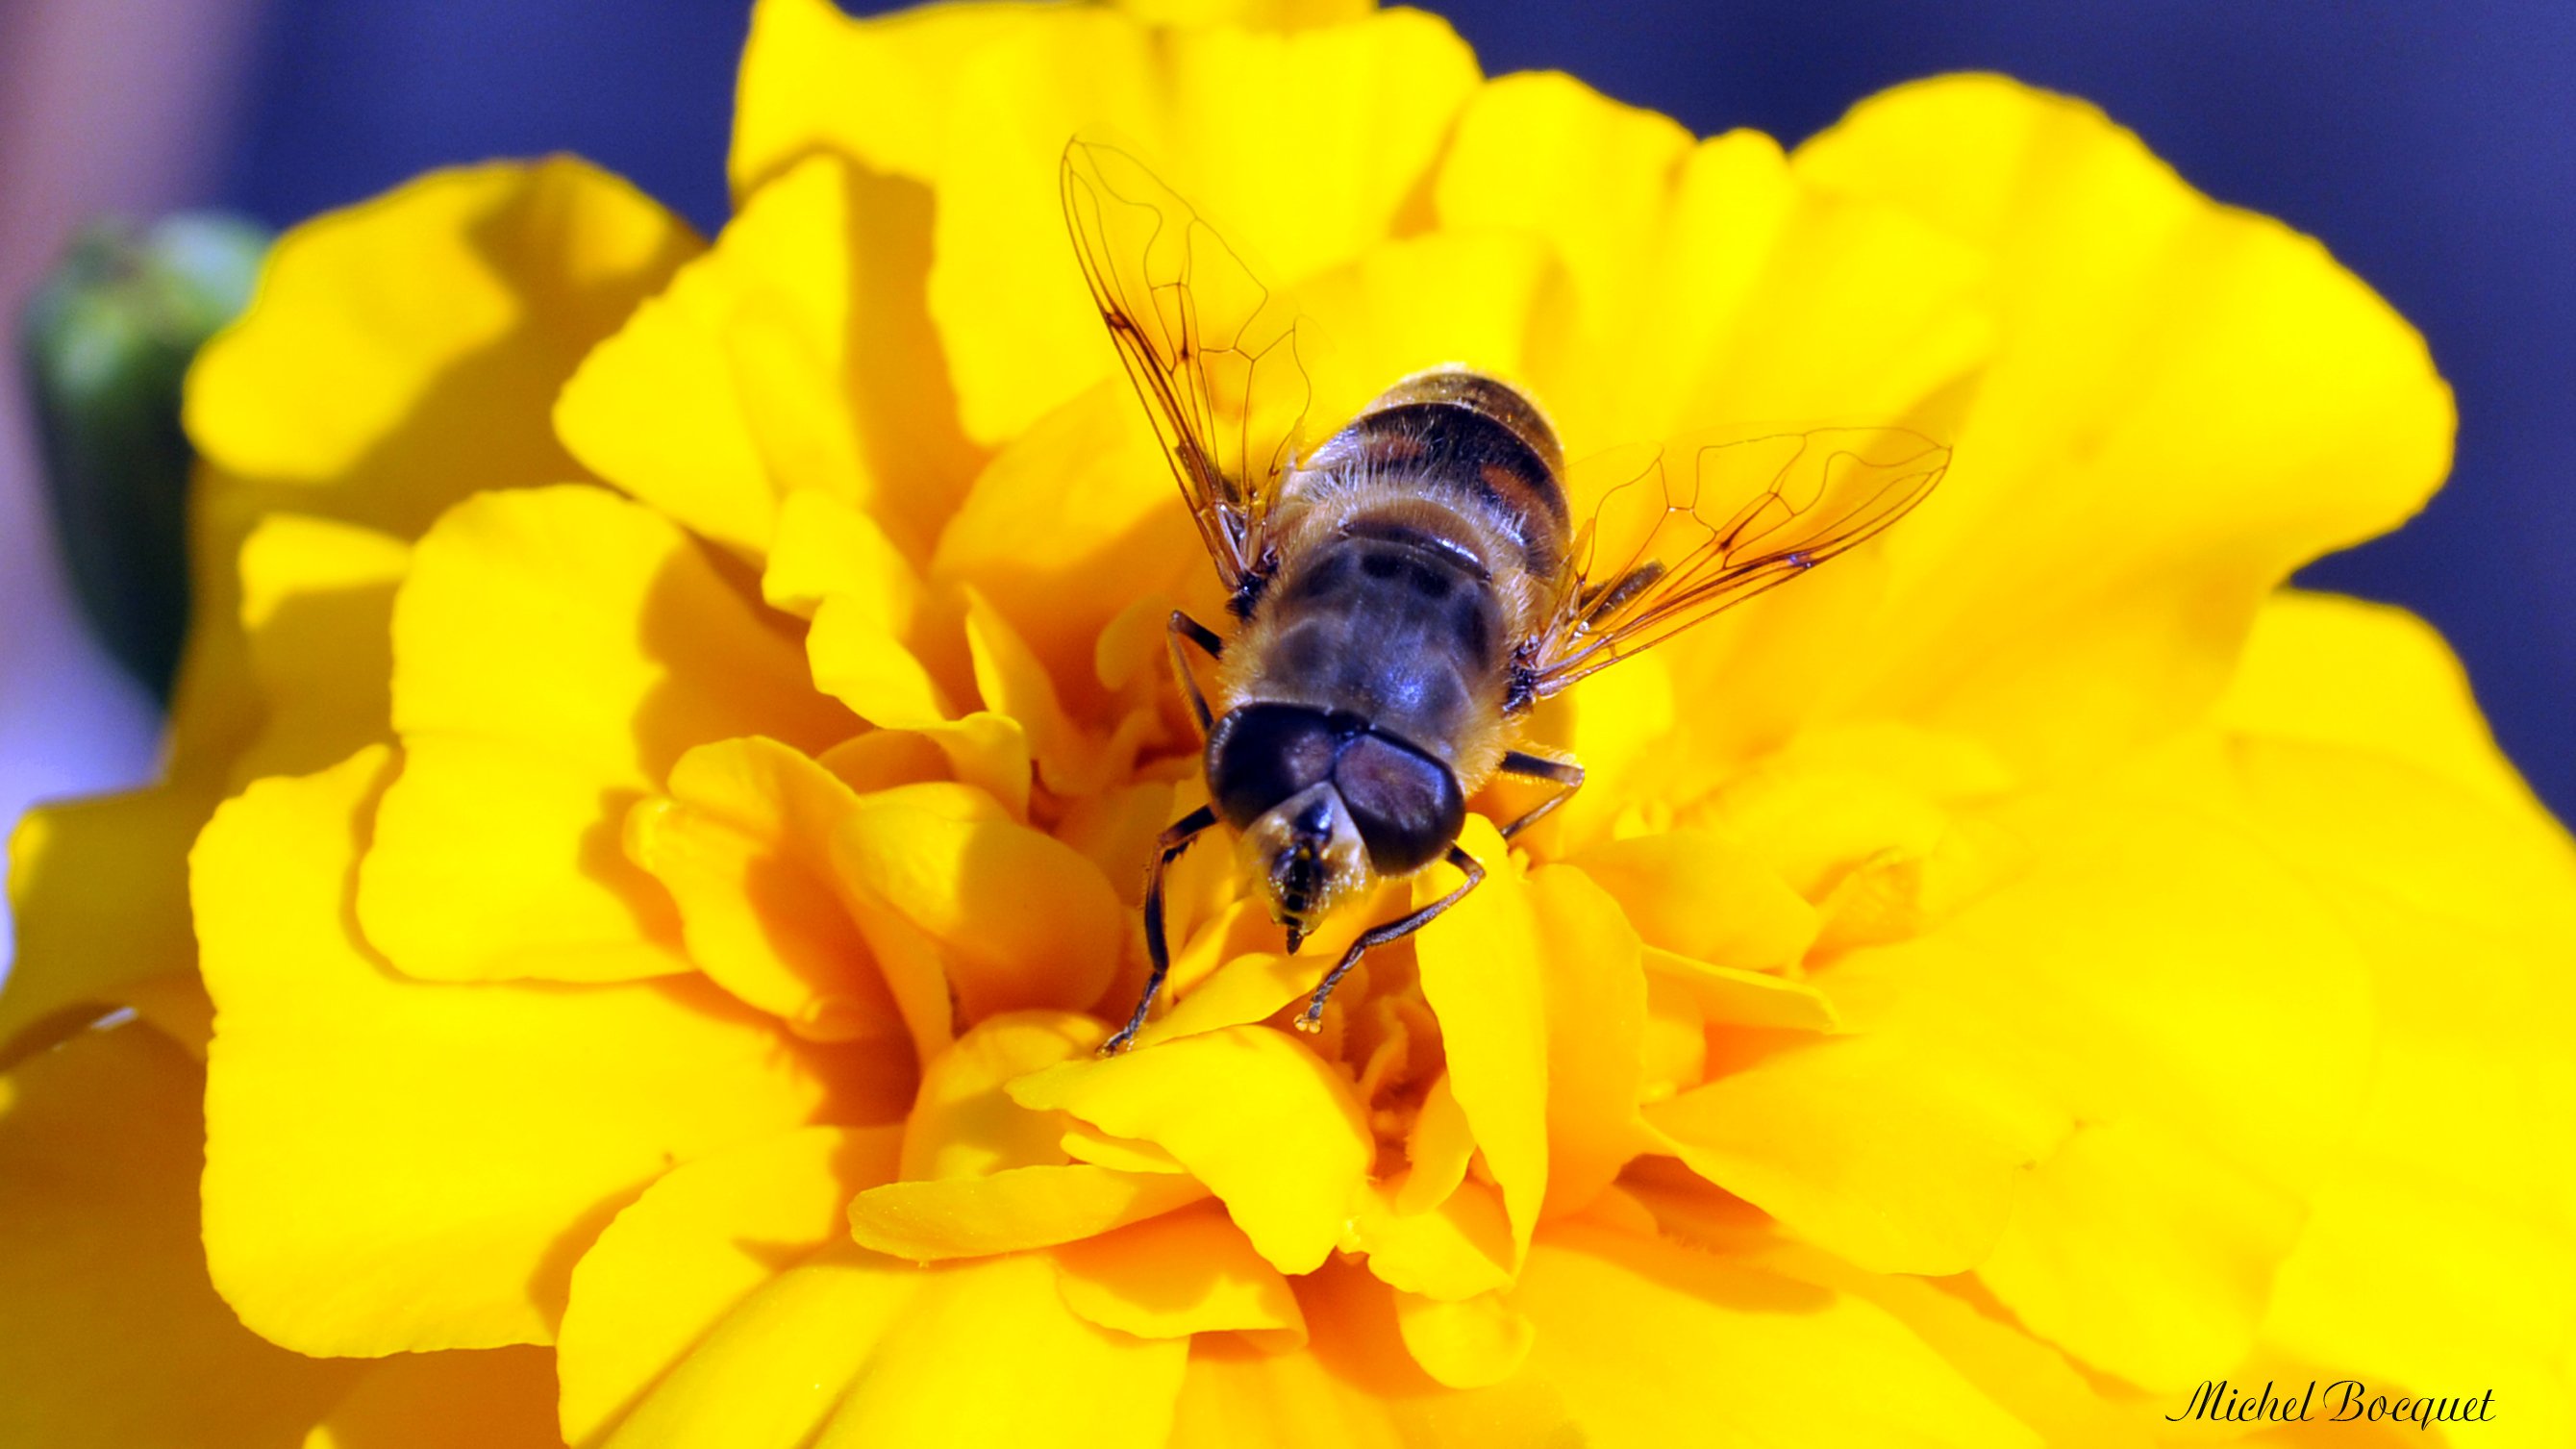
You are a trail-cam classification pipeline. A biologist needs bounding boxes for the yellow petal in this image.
[1415,817,1548,1263]
[927,6,1480,441]
[627,737,908,1046]
[900,1009,1104,1181]
[0,1025,359,1447]
[1396,1069,1473,1214]
[198,748,872,1355]
[232,512,411,782]
[606,1239,1189,1449]
[188,158,696,537]
[301,1347,562,1449]
[1641,946,1839,1033]
[1119,0,1375,27]
[1052,1198,1306,1342]
[1570,829,1819,972]
[848,1162,1209,1261]
[1644,962,2070,1275]
[934,387,1207,712]
[761,488,924,624]
[1010,1024,1371,1273]
[1796,76,2453,781]
[2220,589,2538,814]
[1527,865,1651,1218]
[1392,1289,1535,1391]
[830,783,1124,1024]
[809,1249,1189,1449]
[1168,1263,1580,1449]
[1346,1178,1514,1302]
[730,0,1054,197]
[362,485,852,983]
[557,153,978,560]
[559,1125,901,1446]
[1513,1223,2038,1447]
[1,786,214,1061]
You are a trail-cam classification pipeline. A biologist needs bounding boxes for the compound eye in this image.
[1334,733,1463,874]
[1206,705,1341,829]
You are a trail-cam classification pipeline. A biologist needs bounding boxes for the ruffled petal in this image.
[558,1125,901,1446]
[361,485,853,983]
[1512,1224,2037,1447]
[188,158,696,537]
[601,1244,1188,1449]
[1413,817,1547,1264]
[1052,1198,1306,1342]
[1167,1263,1579,1449]
[1794,76,2455,779]
[626,737,908,1045]
[231,513,410,782]
[557,153,979,560]
[0,1026,358,1447]
[198,749,878,1355]
[927,5,1480,441]
[847,1163,1209,1260]
[7,161,686,1060]
[1010,1025,1371,1273]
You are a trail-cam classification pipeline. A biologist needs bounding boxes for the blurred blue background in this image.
[4,0,2568,855]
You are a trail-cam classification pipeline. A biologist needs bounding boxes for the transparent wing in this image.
[1062,138,1313,594]
[1522,423,1950,697]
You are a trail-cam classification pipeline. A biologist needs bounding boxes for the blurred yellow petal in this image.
[301,1346,562,1449]
[928,5,1479,441]
[627,737,909,1046]
[0,1026,359,1447]
[1643,947,1839,1033]
[188,158,696,537]
[1169,1263,1580,1449]
[558,153,978,560]
[1570,829,1819,972]
[1053,1198,1306,1341]
[1011,1024,1371,1273]
[607,1239,1188,1449]
[1512,1223,2038,1447]
[1796,76,2453,780]
[198,749,874,1355]
[1414,817,1547,1264]
[762,488,923,623]
[362,485,852,983]
[1645,966,2070,1275]
[1393,1289,1535,1391]
[730,0,1052,197]
[228,516,412,782]
[1,787,213,1061]
[848,1162,1209,1260]
[1120,0,1375,27]
[559,1125,901,1446]
[5,160,693,1062]
[2219,589,2538,814]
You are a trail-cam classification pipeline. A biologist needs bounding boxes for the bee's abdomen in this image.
[1316,369,1569,578]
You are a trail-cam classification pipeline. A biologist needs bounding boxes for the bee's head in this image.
[1237,783,1368,951]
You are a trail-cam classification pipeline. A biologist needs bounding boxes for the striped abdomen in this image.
[1220,368,1568,784]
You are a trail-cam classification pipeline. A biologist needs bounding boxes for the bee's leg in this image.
[1167,610,1225,737]
[1295,845,1486,1034]
[1103,804,1219,1056]
[1495,750,1585,840]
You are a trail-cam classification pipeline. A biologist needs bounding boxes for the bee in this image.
[1063,141,1951,1054]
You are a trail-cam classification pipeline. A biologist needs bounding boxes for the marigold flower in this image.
[5,0,2573,1445]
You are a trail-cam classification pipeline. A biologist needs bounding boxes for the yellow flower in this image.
[6,0,2573,1445]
